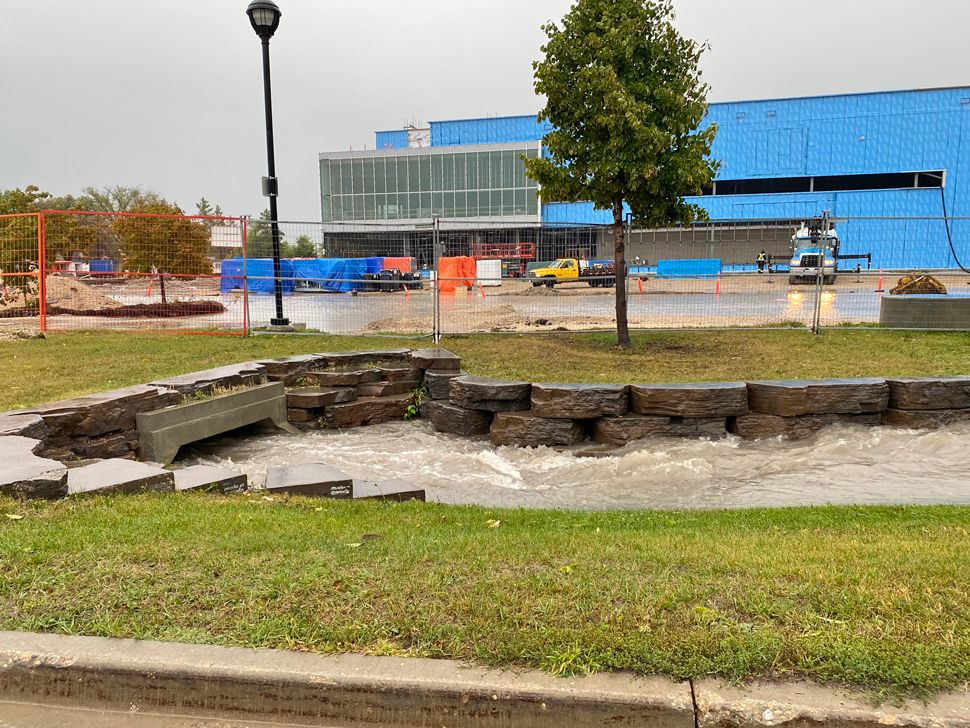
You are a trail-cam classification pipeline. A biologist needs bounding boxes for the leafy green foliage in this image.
[525,0,719,346]
[112,202,212,275]
[287,234,317,258]
[246,209,286,258]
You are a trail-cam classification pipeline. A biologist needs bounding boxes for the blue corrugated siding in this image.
[430,116,551,146]
[375,130,409,150]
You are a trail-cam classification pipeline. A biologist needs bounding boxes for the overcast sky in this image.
[2,0,969,221]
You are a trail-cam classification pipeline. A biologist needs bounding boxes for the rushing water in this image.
[180,420,970,511]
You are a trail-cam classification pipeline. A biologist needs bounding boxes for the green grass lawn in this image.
[2,329,970,410]
[2,330,969,697]
[1,496,967,699]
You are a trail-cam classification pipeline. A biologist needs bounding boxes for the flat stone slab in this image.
[0,413,48,440]
[356,380,419,398]
[254,354,326,384]
[0,436,68,500]
[264,463,352,498]
[450,375,531,412]
[428,401,494,436]
[67,459,175,496]
[308,369,382,387]
[174,465,248,493]
[353,479,426,502]
[324,394,412,429]
[747,378,889,417]
[490,411,587,448]
[425,369,466,400]
[317,349,411,367]
[594,415,726,446]
[16,384,181,443]
[410,348,461,371]
[151,363,267,396]
[285,387,356,409]
[886,376,970,411]
[631,382,748,418]
[730,413,882,440]
[378,365,419,382]
[883,407,970,429]
[531,384,629,419]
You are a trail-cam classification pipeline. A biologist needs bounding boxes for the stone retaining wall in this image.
[3,346,970,499]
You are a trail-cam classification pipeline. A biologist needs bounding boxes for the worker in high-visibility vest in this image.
[756,250,768,274]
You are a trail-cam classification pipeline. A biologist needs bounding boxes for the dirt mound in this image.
[48,300,226,318]
[46,276,123,311]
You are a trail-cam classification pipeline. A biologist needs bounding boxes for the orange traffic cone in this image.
[875,269,885,293]
[715,272,721,296]
[637,277,644,294]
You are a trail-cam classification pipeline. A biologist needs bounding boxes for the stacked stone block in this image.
[883,377,970,428]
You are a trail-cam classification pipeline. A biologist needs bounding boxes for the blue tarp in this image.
[90,260,115,273]
[364,257,384,275]
[220,258,297,294]
[656,258,722,279]
[289,258,370,293]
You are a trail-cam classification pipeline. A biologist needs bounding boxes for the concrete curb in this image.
[0,632,967,727]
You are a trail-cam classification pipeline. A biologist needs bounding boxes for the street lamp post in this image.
[246,0,288,326]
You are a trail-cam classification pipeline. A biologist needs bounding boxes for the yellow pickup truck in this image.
[527,258,616,288]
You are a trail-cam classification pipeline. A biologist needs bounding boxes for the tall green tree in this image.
[286,234,316,258]
[525,0,719,348]
[82,185,163,213]
[112,201,212,276]
[246,209,285,258]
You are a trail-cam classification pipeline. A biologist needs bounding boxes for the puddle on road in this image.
[180,420,970,511]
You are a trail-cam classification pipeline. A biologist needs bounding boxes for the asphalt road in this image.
[0,701,341,728]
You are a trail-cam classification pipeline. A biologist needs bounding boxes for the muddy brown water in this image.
[181,421,970,510]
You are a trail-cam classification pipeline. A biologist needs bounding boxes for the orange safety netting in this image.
[382,256,412,273]
[438,256,477,292]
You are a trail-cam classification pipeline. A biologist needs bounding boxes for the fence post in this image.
[433,216,441,343]
[241,216,250,336]
[810,210,830,334]
[37,211,47,334]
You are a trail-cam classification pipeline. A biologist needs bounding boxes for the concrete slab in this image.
[173,465,248,494]
[353,479,426,502]
[264,463,352,498]
[67,460,175,496]
[0,631,697,728]
[0,436,68,500]
[137,382,291,465]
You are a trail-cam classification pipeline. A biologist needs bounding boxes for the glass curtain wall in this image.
[320,146,541,222]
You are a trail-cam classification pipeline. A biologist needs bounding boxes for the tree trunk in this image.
[158,272,167,305]
[613,198,631,349]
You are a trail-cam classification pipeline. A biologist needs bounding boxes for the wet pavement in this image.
[183,420,970,511]
[0,701,339,727]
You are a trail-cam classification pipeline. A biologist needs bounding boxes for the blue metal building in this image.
[321,87,970,268]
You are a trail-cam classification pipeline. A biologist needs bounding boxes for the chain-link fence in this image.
[4,212,970,337]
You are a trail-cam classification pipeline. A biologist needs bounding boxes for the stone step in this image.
[427,401,493,436]
[594,414,726,446]
[307,369,382,387]
[285,387,356,409]
[425,369,466,400]
[67,459,175,496]
[356,380,420,398]
[151,363,266,397]
[255,355,326,384]
[174,465,248,493]
[449,375,531,412]
[353,479,426,502]
[490,411,587,448]
[531,383,629,419]
[323,395,412,429]
[886,377,970,411]
[410,348,461,372]
[747,379,888,417]
[264,463,353,498]
[317,349,412,368]
[0,436,68,500]
[631,382,748,418]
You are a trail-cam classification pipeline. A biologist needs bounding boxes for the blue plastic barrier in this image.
[220,258,297,294]
[89,260,115,273]
[656,258,722,279]
[290,258,370,293]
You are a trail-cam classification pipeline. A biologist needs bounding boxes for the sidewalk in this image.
[0,631,967,728]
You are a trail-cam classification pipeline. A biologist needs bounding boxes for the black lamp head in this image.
[247,0,281,40]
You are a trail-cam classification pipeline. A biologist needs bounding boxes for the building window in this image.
[700,170,945,197]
